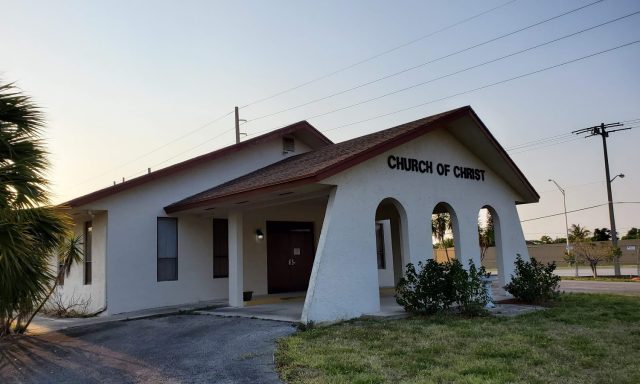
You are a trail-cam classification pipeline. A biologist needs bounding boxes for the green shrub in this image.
[504,254,560,303]
[395,259,490,315]
[455,261,491,316]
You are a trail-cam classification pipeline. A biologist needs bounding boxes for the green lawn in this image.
[276,294,640,384]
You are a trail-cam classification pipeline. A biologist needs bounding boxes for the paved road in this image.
[0,314,295,384]
[559,280,640,296]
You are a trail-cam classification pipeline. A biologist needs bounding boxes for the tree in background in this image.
[572,242,614,277]
[432,213,452,262]
[539,235,553,244]
[622,228,639,240]
[436,238,454,249]
[0,81,72,336]
[478,211,495,262]
[568,224,591,242]
[591,228,611,242]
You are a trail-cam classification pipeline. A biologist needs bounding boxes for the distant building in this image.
[60,106,538,323]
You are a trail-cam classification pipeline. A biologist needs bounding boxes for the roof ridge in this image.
[165,106,478,212]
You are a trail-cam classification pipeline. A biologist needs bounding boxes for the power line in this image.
[244,0,604,124]
[511,125,638,155]
[321,40,640,133]
[125,127,237,180]
[537,179,606,194]
[239,0,519,109]
[300,10,640,124]
[506,132,574,151]
[521,202,640,222]
[508,137,583,155]
[70,110,234,190]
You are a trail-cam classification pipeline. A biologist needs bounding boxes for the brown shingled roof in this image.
[165,105,537,214]
[66,120,332,208]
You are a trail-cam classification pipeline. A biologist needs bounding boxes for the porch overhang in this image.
[164,181,334,215]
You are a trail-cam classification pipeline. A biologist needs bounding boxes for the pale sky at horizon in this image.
[2,0,639,241]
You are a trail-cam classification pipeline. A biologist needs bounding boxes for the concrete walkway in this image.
[28,279,638,335]
[28,299,226,335]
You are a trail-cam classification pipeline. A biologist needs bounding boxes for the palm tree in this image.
[432,212,452,261]
[21,235,84,332]
[0,81,72,336]
[568,224,591,242]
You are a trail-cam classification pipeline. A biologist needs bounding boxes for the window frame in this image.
[157,217,178,282]
[212,218,229,278]
[84,221,93,285]
[57,260,65,286]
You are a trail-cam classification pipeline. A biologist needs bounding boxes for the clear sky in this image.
[2,0,639,241]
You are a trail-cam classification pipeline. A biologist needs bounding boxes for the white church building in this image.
[59,106,538,323]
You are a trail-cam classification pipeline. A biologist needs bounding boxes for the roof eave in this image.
[64,121,331,208]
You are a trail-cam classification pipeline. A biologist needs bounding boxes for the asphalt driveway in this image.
[0,314,295,384]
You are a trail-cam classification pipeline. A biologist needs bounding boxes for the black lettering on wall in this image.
[386,155,484,182]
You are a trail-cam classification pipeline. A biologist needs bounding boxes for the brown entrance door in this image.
[267,221,315,293]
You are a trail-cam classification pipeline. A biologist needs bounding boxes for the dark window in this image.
[84,221,93,285]
[213,218,229,278]
[375,223,386,269]
[157,217,178,281]
[57,260,65,285]
[283,137,295,153]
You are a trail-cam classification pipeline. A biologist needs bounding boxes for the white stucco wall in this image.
[53,212,107,313]
[303,129,530,323]
[72,136,315,314]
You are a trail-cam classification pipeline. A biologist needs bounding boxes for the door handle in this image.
[291,259,296,266]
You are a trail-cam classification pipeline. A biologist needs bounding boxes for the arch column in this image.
[495,204,529,287]
[302,187,380,323]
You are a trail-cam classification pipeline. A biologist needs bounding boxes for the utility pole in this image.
[573,122,631,275]
[234,106,240,144]
[234,106,247,144]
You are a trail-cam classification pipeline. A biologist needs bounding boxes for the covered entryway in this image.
[267,221,315,293]
[163,106,539,323]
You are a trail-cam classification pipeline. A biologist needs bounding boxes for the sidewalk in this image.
[28,299,227,335]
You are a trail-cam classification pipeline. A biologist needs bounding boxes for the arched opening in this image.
[374,198,408,288]
[431,202,460,263]
[478,205,504,285]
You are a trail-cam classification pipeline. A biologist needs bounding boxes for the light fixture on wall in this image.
[256,229,264,241]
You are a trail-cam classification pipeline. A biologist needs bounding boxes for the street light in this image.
[610,173,625,183]
[548,179,575,276]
